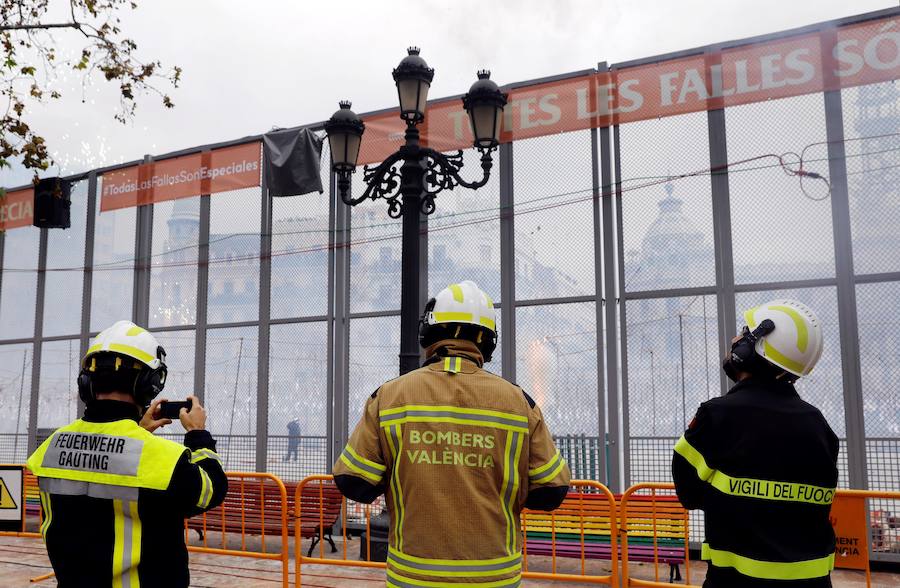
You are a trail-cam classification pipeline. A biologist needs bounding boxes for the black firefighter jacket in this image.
[672,377,839,587]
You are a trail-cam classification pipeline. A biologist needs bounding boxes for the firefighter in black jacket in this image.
[27,320,228,588]
[673,300,839,587]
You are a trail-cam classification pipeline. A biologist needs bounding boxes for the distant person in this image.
[333,281,570,587]
[672,300,838,587]
[285,418,301,462]
[27,320,227,588]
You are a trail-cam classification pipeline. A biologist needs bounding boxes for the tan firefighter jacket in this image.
[333,340,571,587]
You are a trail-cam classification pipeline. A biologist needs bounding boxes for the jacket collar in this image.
[83,400,142,423]
[424,339,485,372]
[727,376,799,398]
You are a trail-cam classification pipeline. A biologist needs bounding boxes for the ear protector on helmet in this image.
[723,319,776,381]
[77,346,168,408]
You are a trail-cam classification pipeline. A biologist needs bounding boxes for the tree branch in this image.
[0,23,80,31]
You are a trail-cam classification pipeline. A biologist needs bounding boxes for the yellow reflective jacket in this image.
[334,340,571,587]
[26,400,227,588]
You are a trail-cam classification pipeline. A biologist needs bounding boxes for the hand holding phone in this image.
[159,399,192,420]
[178,395,207,432]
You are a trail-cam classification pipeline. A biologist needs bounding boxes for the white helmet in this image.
[419,281,497,360]
[79,320,167,405]
[743,299,823,378]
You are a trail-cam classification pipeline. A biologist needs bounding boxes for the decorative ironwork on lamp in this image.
[324,49,507,218]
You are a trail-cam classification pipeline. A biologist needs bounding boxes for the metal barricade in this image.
[294,475,385,587]
[295,475,619,587]
[522,479,620,585]
[185,471,290,588]
[620,483,695,587]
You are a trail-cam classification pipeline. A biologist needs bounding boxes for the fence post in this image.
[26,229,48,454]
[257,149,272,472]
[499,141,516,383]
[706,73,737,398]
[823,82,868,491]
[193,164,212,405]
[596,61,620,491]
[78,172,98,419]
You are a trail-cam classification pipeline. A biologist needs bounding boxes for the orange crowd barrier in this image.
[295,475,619,587]
[620,483,695,587]
[521,479,620,585]
[185,471,290,588]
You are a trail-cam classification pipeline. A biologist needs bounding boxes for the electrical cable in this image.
[1,133,896,276]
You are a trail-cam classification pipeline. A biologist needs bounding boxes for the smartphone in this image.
[158,399,192,419]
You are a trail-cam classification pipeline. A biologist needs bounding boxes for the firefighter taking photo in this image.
[672,300,839,587]
[334,281,571,587]
[27,320,228,588]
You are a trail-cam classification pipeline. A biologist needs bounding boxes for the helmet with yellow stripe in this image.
[77,320,168,407]
[743,299,824,379]
[419,281,498,362]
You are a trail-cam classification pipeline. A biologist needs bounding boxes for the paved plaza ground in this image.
[1,535,898,587]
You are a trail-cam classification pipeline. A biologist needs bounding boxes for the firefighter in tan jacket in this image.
[334,281,571,588]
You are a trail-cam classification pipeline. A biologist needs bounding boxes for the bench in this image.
[523,491,687,583]
[185,478,343,557]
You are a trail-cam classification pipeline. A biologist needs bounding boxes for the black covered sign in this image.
[263,128,324,197]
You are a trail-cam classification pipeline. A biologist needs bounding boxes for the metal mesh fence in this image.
[349,179,404,315]
[149,196,200,328]
[555,434,604,481]
[267,322,328,474]
[428,147,502,304]
[0,218,40,339]
[869,494,900,560]
[513,131,595,300]
[270,140,332,320]
[204,327,258,451]
[618,111,716,293]
[207,185,262,325]
[348,315,400,428]
[266,435,328,481]
[726,94,835,284]
[856,281,900,438]
[515,302,598,436]
[43,180,88,337]
[842,80,900,276]
[867,438,900,493]
[0,344,31,449]
[625,295,719,438]
[0,433,28,463]
[91,175,135,331]
[36,338,80,431]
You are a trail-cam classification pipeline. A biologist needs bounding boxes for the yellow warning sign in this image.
[0,478,17,510]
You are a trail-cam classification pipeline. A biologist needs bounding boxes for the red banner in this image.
[100,142,261,212]
[0,188,34,231]
[358,13,900,164]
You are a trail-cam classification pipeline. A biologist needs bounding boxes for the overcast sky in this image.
[1,0,894,188]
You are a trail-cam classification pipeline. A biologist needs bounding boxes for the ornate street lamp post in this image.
[325,48,507,375]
